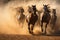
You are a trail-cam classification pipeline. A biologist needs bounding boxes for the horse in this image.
[26,6,33,23]
[50,9,57,29]
[17,7,25,27]
[40,4,51,34]
[26,5,38,34]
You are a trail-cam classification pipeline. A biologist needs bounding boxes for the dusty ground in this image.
[0,34,60,40]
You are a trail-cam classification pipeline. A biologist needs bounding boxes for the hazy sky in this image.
[0,0,59,5]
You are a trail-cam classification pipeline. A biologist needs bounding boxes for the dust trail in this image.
[0,0,60,35]
[0,0,30,35]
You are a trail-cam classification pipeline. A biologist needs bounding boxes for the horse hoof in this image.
[29,31,31,34]
[42,33,46,35]
[44,33,46,35]
[42,29,43,32]
[41,28,43,32]
[29,31,34,34]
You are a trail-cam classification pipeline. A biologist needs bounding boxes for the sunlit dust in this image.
[0,0,59,35]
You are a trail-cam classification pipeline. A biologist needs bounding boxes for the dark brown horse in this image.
[26,5,38,34]
[40,4,51,34]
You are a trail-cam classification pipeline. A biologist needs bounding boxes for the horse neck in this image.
[44,7,50,12]
[20,13,24,16]
[44,10,50,14]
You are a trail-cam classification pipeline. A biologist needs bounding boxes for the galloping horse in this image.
[17,7,25,27]
[26,5,38,34]
[40,4,51,34]
[50,9,57,29]
[18,7,25,22]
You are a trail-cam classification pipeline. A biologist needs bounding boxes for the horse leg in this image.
[28,23,31,33]
[31,24,34,34]
[45,23,48,34]
[41,21,43,33]
[22,19,25,28]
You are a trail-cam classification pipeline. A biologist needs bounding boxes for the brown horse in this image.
[50,9,57,29]
[40,4,51,34]
[26,5,38,34]
[17,7,25,27]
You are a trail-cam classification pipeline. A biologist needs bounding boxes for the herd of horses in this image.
[16,4,57,35]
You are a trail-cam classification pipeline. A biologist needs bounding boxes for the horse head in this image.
[32,5,37,15]
[28,6,33,13]
[43,4,48,10]
[52,9,56,15]
[32,5,36,11]
[19,7,24,14]
[43,4,50,13]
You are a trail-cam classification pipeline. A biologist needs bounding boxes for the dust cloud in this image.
[0,0,60,35]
